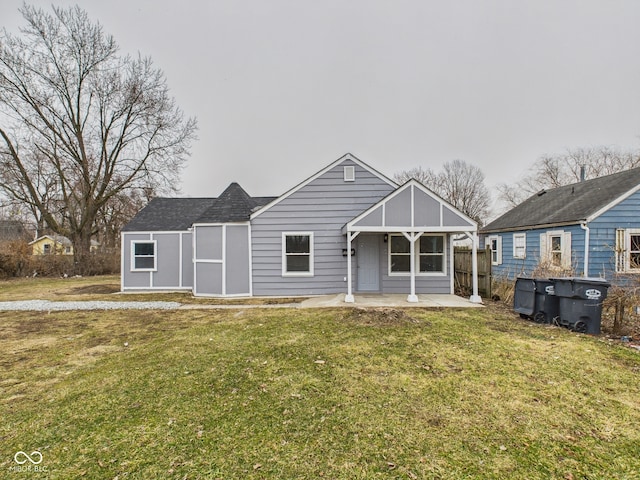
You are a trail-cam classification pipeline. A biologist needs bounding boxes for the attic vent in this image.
[344,166,355,182]
[537,189,547,197]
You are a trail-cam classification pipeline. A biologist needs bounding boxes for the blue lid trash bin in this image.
[550,277,610,334]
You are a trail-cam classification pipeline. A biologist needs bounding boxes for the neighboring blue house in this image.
[481,167,640,283]
[121,154,482,303]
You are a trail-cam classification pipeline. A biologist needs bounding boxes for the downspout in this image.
[580,222,590,277]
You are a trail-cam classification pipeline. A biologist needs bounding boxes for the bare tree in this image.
[395,159,491,225]
[498,146,640,210]
[0,4,196,273]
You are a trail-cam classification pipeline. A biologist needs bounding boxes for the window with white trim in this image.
[540,230,571,269]
[389,234,445,275]
[131,241,157,271]
[344,166,355,182]
[513,233,526,259]
[615,228,640,272]
[283,233,314,276]
[487,235,502,265]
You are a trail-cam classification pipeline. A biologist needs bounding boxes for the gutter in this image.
[580,222,590,276]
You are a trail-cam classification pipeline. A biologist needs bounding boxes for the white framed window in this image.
[282,232,314,276]
[388,234,446,275]
[513,233,526,259]
[43,243,51,254]
[487,235,502,265]
[616,228,640,273]
[343,166,355,182]
[131,240,157,271]
[540,230,571,269]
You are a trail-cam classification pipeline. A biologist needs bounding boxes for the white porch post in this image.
[405,232,419,303]
[470,231,482,304]
[345,231,357,303]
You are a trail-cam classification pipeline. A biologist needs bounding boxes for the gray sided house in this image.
[122,154,482,302]
[481,167,640,283]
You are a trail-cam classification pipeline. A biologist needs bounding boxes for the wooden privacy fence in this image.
[454,247,492,298]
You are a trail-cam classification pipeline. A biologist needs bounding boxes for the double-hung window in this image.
[487,235,502,265]
[513,233,526,259]
[389,234,445,274]
[616,228,640,272]
[540,230,571,269]
[282,233,314,276]
[132,241,157,271]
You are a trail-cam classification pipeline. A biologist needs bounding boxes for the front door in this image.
[357,235,380,291]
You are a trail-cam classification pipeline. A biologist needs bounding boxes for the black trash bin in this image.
[551,277,610,334]
[514,277,536,319]
[532,278,560,324]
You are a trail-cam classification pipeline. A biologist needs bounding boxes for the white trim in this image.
[345,180,477,234]
[251,153,398,219]
[120,234,125,291]
[282,232,314,277]
[131,239,158,272]
[512,232,526,259]
[387,233,447,277]
[587,183,640,222]
[487,235,502,265]
[222,225,227,296]
[248,225,254,297]
[343,165,355,182]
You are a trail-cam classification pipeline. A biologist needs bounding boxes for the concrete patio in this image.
[299,293,484,308]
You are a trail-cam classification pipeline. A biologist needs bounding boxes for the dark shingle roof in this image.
[122,183,277,232]
[122,197,217,231]
[483,167,640,233]
[195,183,275,223]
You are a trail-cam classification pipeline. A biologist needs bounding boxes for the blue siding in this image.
[485,189,640,283]
[486,225,584,280]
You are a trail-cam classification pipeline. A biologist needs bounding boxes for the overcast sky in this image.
[4,0,640,207]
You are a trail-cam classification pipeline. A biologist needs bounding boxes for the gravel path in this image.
[0,300,182,311]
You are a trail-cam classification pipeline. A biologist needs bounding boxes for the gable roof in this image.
[344,179,477,233]
[195,183,276,224]
[483,167,640,233]
[251,153,398,219]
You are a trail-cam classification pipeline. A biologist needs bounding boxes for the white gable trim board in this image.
[343,181,480,303]
[121,155,482,304]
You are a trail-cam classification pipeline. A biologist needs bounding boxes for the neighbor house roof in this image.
[122,184,276,231]
[0,219,29,241]
[483,167,640,233]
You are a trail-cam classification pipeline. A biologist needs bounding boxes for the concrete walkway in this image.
[299,293,483,308]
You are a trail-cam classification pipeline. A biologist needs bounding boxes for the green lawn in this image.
[1,281,639,478]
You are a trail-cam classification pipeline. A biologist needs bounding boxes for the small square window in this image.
[344,166,355,182]
[132,241,156,271]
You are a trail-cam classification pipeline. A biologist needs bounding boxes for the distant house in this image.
[481,167,640,282]
[30,234,99,255]
[121,154,482,302]
[0,220,29,243]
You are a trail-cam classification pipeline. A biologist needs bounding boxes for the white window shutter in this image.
[562,231,572,269]
[496,236,503,265]
[540,233,548,263]
[616,228,626,272]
